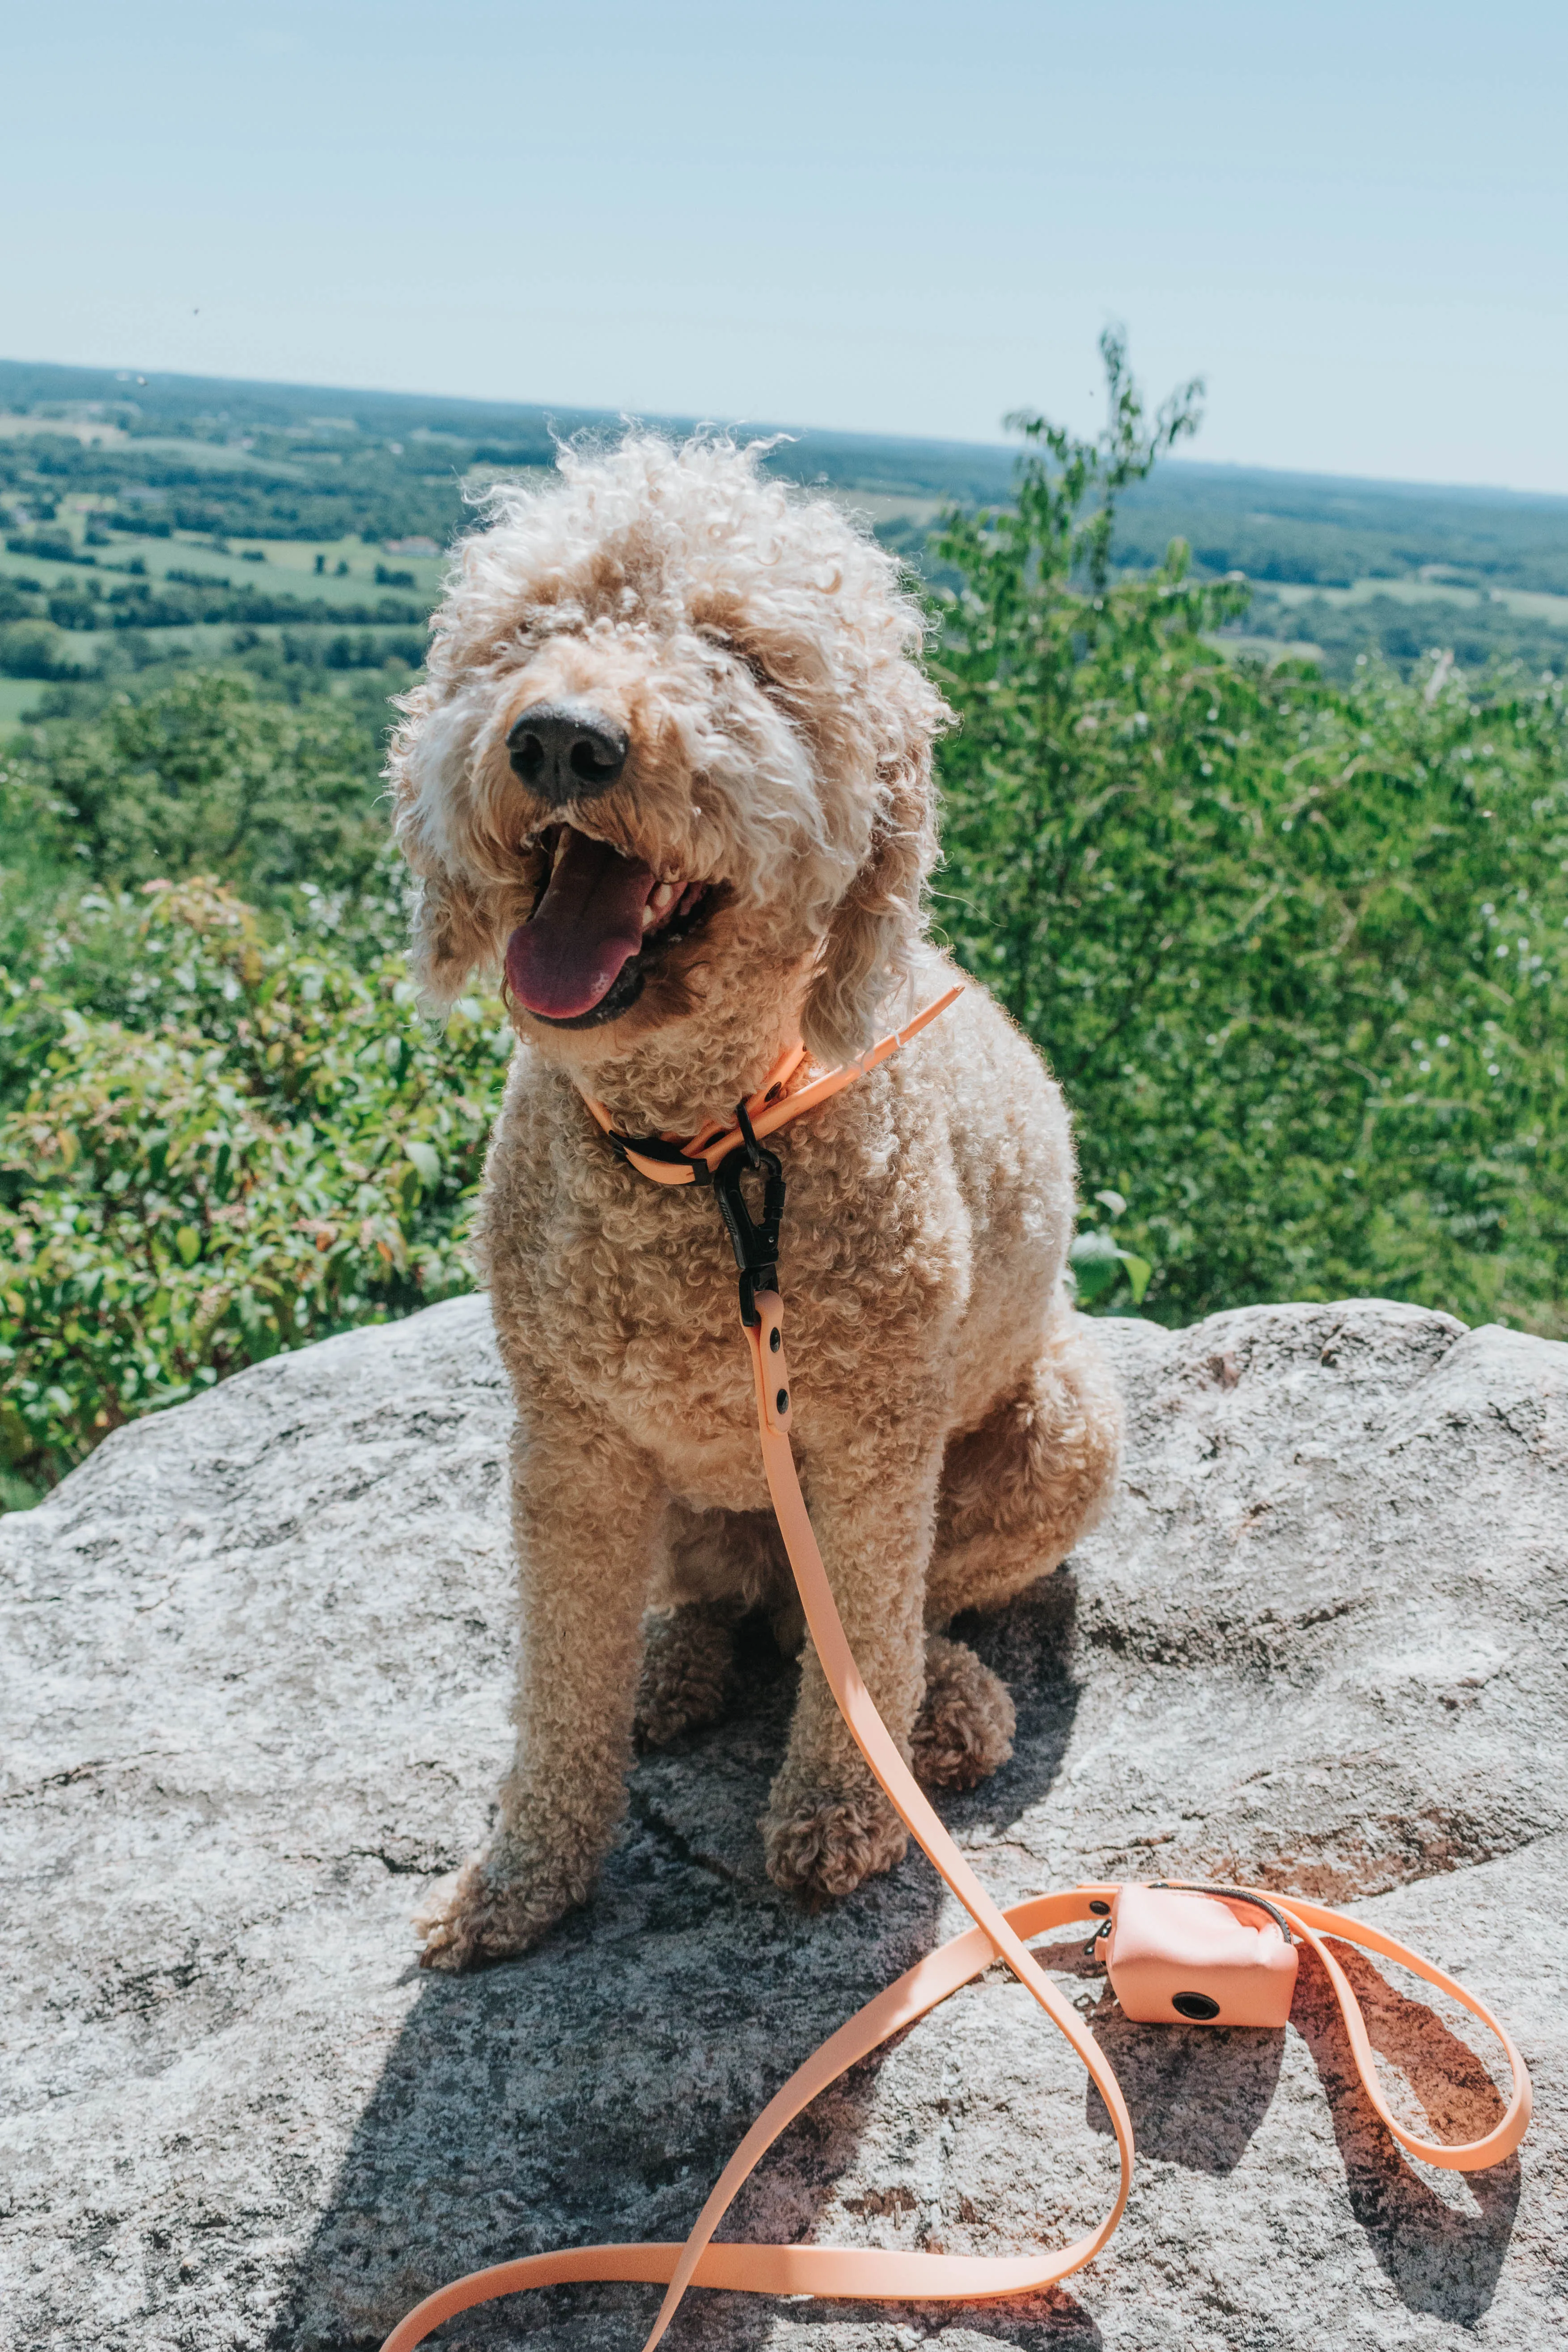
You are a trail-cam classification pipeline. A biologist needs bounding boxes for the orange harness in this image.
[382,991,1532,2352]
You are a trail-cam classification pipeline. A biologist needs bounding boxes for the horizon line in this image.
[3,353,1566,510]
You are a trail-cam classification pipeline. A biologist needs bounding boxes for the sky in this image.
[5,1,1567,492]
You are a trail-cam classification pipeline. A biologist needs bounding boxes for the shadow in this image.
[1073,1982,1286,2174]
[942,1570,1085,1848]
[271,1577,1090,2349]
[1288,1939,1521,2325]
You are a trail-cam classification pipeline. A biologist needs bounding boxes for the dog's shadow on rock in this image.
[273,1582,1091,2350]
[943,1571,1086,1843]
[1289,1941,1521,2326]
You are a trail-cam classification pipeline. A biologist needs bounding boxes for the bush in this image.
[932,335,1568,1330]
[4,672,390,903]
[0,879,512,1492]
[6,528,79,564]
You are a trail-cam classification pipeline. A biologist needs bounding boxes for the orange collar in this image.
[582,983,963,1186]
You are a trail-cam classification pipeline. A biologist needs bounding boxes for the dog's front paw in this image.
[762,1781,907,1901]
[912,1635,1016,1790]
[414,1848,578,1973]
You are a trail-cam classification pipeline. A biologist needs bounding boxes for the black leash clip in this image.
[712,1102,786,1328]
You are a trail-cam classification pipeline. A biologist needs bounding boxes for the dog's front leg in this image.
[762,1424,943,1903]
[417,1415,665,1971]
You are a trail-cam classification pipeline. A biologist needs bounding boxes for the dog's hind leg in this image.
[911,1632,1016,1789]
[926,1306,1121,1627]
[635,1600,744,1747]
[636,1501,792,1745]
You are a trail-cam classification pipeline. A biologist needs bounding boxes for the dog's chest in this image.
[482,1084,951,1483]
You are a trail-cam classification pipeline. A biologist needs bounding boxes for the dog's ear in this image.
[386,684,506,1006]
[405,858,504,1007]
[801,740,937,1066]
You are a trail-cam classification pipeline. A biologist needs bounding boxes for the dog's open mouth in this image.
[504,824,716,1026]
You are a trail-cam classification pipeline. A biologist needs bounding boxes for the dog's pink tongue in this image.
[504,830,657,1019]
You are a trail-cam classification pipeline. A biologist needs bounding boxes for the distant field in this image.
[4,355,1567,687]
[1,499,446,603]
[1267,574,1568,625]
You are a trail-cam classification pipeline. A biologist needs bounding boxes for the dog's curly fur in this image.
[390,435,1121,1971]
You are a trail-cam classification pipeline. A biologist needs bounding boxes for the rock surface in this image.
[2,1295,1564,2352]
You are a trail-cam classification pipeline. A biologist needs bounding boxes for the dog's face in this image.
[387,436,948,1079]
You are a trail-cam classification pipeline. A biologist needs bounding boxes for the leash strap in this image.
[381,1011,1530,2352]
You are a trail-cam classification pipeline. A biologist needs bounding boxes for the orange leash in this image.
[381,996,1530,2352]
[581,983,965,1185]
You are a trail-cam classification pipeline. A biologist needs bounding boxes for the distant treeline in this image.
[1112,466,1568,595]
[1233,588,1568,682]
[3,357,1566,696]
[0,428,478,549]
[0,568,424,631]
[7,356,1568,597]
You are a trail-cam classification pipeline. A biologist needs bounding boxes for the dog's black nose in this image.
[506,701,629,800]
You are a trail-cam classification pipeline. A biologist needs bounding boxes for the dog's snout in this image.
[506,701,629,800]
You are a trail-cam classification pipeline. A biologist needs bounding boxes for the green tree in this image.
[8,672,388,903]
[931,339,1568,1331]
[0,878,511,1494]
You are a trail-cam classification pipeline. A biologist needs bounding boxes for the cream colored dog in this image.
[390,436,1119,1971]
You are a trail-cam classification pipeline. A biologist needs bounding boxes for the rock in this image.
[2,1296,1564,2352]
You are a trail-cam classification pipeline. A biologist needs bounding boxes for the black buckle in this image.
[604,1128,713,1186]
[712,1102,785,1328]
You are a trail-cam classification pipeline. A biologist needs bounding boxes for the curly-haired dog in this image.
[390,436,1120,1970]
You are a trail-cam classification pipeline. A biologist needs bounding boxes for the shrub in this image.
[4,672,390,903]
[932,336,1568,1329]
[0,618,92,680]
[0,879,512,1491]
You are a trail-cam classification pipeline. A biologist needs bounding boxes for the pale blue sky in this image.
[6,1,1566,490]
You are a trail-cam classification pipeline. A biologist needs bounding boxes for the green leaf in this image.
[174,1225,202,1267]
[1121,1253,1153,1305]
[404,1140,441,1187]
[1068,1230,1123,1302]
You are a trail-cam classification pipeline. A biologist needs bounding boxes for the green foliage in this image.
[0,617,93,679]
[931,341,1568,1331]
[5,672,390,904]
[0,879,511,1492]
[1069,1190,1153,1309]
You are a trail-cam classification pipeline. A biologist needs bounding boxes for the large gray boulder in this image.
[2,1297,1564,2352]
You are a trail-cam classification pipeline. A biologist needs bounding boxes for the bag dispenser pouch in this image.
[1106,1883,1299,2028]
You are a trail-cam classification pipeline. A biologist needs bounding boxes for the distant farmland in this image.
[3,355,1567,691]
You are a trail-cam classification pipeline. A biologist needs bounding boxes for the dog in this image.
[388,434,1120,1970]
